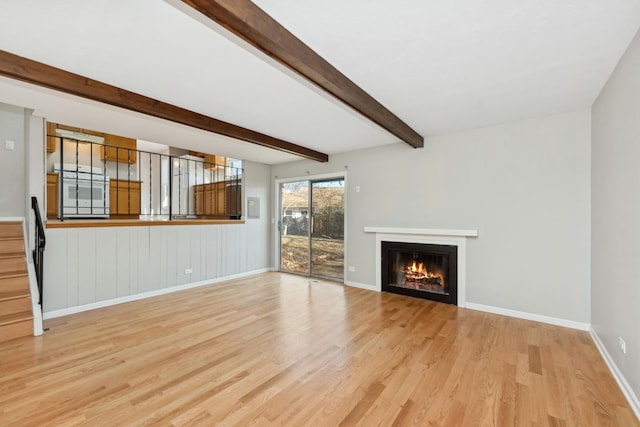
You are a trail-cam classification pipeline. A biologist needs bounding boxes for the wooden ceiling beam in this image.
[181,0,424,149]
[0,49,328,162]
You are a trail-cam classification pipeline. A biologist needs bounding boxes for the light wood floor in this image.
[0,272,636,426]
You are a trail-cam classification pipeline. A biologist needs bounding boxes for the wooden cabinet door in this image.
[226,183,241,217]
[46,136,58,153]
[194,186,204,215]
[195,183,227,217]
[46,173,58,219]
[203,154,225,170]
[129,184,141,215]
[46,122,58,153]
[216,182,226,215]
[110,180,141,217]
[204,184,216,215]
[102,135,137,164]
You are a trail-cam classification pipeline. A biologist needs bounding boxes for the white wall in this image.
[272,109,591,323]
[43,160,271,313]
[27,114,45,253]
[592,28,640,403]
[0,102,26,217]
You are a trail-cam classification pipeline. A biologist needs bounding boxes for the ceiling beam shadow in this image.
[181,0,424,149]
[0,49,328,162]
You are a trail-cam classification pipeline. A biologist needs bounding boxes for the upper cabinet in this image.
[46,123,56,153]
[101,134,137,164]
[46,122,137,164]
[46,122,105,153]
[203,154,226,169]
[189,151,226,169]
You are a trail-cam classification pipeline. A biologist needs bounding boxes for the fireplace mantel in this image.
[363,227,477,237]
[364,226,478,307]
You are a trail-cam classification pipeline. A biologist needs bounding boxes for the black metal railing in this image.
[31,196,46,310]
[48,135,243,221]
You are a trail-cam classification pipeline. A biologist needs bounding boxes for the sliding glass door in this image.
[279,178,344,280]
[310,179,344,279]
[279,180,310,274]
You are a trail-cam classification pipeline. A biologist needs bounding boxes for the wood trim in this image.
[45,219,245,229]
[0,49,328,162]
[181,0,424,149]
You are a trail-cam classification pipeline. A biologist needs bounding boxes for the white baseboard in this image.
[344,280,376,291]
[43,268,271,320]
[590,327,640,421]
[465,302,590,331]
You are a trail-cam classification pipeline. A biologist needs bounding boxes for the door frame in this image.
[274,172,347,281]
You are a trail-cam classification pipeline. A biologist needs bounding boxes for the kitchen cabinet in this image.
[203,154,225,170]
[102,134,137,164]
[46,136,57,154]
[193,181,241,218]
[46,122,105,153]
[110,179,141,218]
[193,186,203,215]
[217,183,226,215]
[46,173,58,219]
[187,151,225,170]
[46,123,58,153]
[193,182,224,216]
[47,121,137,163]
[225,181,241,218]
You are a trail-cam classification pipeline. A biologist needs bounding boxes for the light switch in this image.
[5,140,14,150]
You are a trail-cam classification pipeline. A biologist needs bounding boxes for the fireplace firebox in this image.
[381,241,457,305]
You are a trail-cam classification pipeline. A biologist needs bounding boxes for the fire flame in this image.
[404,260,444,287]
[411,260,425,273]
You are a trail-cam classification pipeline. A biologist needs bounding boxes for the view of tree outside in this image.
[280,179,344,279]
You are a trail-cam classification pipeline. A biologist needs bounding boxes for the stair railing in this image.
[31,196,46,310]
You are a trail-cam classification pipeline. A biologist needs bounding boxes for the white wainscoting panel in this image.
[43,222,269,313]
[77,228,96,306]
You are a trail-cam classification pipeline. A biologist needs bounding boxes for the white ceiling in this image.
[0,0,639,164]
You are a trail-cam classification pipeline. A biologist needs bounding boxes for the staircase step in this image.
[0,255,27,278]
[0,315,33,343]
[0,275,29,293]
[0,222,22,239]
[0,295,31,316]
[0,237,24,257]
[0,290,30,301]
[0,223,33,344]
[0,310,32,327]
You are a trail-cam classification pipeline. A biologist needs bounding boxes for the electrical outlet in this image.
[185,268,193,274]
[5,140,14,150]
[348,266,356,272]
[618,337,627,354]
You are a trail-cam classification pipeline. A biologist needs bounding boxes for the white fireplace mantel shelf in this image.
[364,227,478,237]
